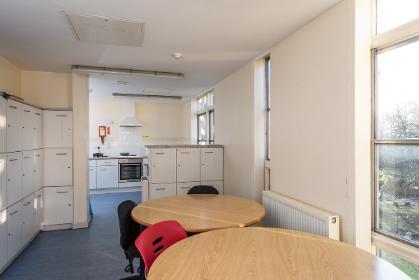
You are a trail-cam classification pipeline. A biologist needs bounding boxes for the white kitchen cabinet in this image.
[201,181,224,194]
[96,165,118,189]
[0,154,6,211]
[7,202,22,260]
[6,99,22,153]
[34,150,43,190]
[43,187,73,225]
[44,148,72,186]
[6,152,22,207]
[33,109,43,150]
[177,148,200,183]
[89,166,97,190]
[0,209,7,269]
[176,182,200,195]
[22,194,35,245]
[34,190,43,233]
[0,97,6,153]
[150,183,176,200]
[89,159,96,167]
[21,104,35,151]
[22,151,35,198]
[201,148,223,181]
[43,111,72,148]
[150,148,176,184]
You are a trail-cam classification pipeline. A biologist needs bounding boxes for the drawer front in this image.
[96,159,118,166]
[6,152,22,207]
[96,165,118,189]
[176,182,200,196]
[43,187,73,225]
[89,167,97,190]
[89,160,97,167]
[44,149,72,186]
[150,183,176,200]
[7,202,23,260]
[150,149,176,184]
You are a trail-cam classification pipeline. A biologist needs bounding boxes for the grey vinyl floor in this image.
[1,192,142,280]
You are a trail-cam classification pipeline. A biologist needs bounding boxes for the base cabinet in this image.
[7,202,22,260]
[89,167,97,190]
[176,182,200,195]
[150,183,176,200]
[43,187,73,226]
[0,209,7,269]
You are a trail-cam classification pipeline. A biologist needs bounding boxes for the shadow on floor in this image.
[1,192,142,280]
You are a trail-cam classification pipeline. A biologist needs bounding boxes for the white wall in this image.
[0,56,20,97]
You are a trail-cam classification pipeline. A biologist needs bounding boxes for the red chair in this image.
[135,220,187,276]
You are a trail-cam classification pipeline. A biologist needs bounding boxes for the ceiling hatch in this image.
[65,13,144,47]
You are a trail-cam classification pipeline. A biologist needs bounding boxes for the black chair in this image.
[187,185,219,195]
[117,200,145,280]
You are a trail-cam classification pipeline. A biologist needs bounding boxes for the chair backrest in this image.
[135,220,187,274]
[117,200,143,251]
[187,185,219,195]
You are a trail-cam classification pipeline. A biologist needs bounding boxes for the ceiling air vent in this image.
[65,13,145,47]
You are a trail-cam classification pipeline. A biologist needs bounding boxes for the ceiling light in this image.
[172,52,183,60]
[113,93,183,100]
[71,65,184,79]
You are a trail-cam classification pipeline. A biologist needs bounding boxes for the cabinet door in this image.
[33,109,43,150]
[150,149,176,183]
[43,187,73,225]
[6,152,22,207]
[44,111,72,148]
[0,209,7,269]
[22,195,35,245]
[0,154,6,211]
[6,100,22,153]
[89,167,97,189]
[44,149,72,186]
[201,148,224,181]
[7,202,22,260]
[96,165,118,189]
[21,104,34,151]
[0,97,6,153]
[34,190,43,232]
[34,150,43,191]
[22,151,35,198]
[201,180,224,195]
[150,183,176,200]
[177,148,200,182]
[177,182,200,195]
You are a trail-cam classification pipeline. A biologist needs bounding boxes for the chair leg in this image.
[125,258,134,274]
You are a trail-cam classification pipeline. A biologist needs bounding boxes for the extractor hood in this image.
[120,117,142,127]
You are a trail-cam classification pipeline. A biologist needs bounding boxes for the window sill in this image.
[372,232,419,266]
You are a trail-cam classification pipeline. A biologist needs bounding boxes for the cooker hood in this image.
[118,101,142,127]
[119,117,142,127]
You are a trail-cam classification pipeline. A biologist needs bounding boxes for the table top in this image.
[147,227,410,280]
[131,195,265,233]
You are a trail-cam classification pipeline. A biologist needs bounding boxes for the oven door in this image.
[119,163,142,182]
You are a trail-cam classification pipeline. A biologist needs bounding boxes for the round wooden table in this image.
[131,195,265,233]
[147,227,409,280]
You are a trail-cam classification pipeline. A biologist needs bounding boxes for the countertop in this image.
[145,144,224,148]
[89,156,148,160]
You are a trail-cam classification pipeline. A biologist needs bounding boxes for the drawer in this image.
[96,159,118,166]
[177,182,200,196]
[150,183,176,200]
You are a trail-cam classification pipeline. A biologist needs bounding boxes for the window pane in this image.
[377,249,419,279]
[208,91,214,107]
[198,114,207,143]
[209,110,215,143]
[376,39,419,139]
[377,0,419,33]
[376,144,419,246]
[198,95,207,111]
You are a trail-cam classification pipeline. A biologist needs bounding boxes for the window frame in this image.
[264,56,271,161]
[196,89,215,144]
[209,109,215,144]
[197,112,207,144]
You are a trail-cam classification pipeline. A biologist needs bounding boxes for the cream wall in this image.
[0,56,21,97]
[21,70,72,109]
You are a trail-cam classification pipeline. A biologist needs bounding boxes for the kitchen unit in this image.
[1,95,44,273]
[146,145,224,200]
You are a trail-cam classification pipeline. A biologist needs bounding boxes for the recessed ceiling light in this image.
[172,52,183,60]
[116,81,128,86]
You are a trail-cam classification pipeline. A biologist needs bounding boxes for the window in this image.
[377,249,419,279]
[265,56,271,160]
[376,0,419,34]
[196,90,215,144]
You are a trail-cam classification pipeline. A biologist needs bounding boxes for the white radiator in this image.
[262,191,340,240]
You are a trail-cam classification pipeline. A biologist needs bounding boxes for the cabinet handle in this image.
[9,210,19,216]
[155,152,165,155]
[35,113,41,116]
[56,191,69,194]
[8,105,17,109]
[24,202,31,206]
[9,159,18,162]
[180,186,190,189]
[180,152,190,154]
[156,187,166,191]
[204,152,214,154]
[24,109,31,112]
[24,156,32,159]
[56,114,67,117]
[56,153,68,156]
[36,154,41,157]
[37,195,41,198]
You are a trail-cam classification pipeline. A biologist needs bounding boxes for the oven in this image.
[118,158,142,183]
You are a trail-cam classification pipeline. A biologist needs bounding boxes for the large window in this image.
[372,2,419,275]
[196,90,215,144]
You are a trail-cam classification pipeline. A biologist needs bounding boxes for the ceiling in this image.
[0,0,340,97]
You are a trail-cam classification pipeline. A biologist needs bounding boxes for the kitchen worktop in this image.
[145,144,224,148]
[89,156,148,160]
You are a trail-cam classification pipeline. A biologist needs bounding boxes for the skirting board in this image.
[41,223,73,231]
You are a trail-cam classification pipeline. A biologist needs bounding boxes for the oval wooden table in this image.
[131,195,265,233]
[147,227,410,280]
